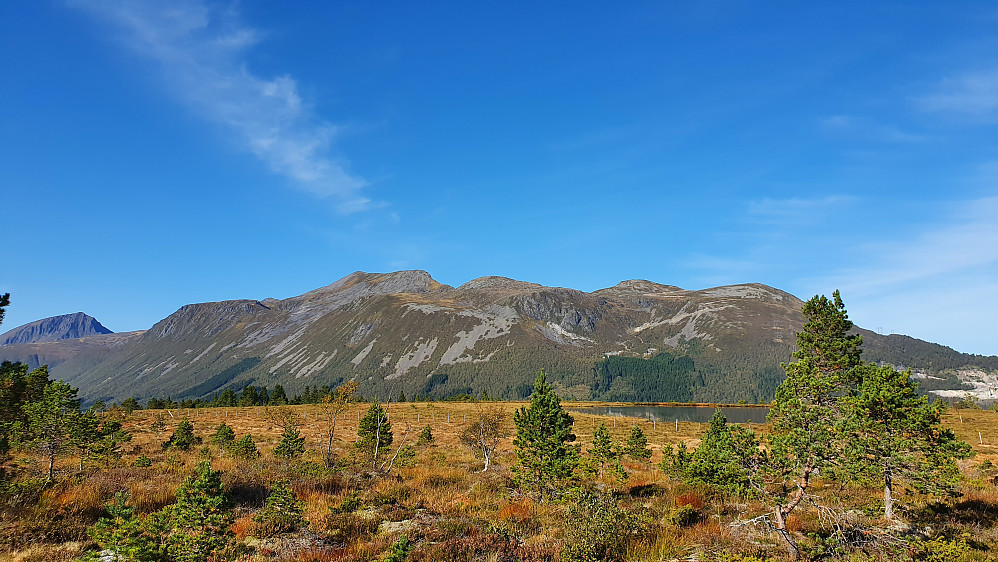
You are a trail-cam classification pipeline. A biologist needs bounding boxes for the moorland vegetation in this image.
[2,292,998,561]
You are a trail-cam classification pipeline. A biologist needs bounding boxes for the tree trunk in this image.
[47,452,55,483]
[884,460,894,521]
[773,506,800,559]
[325,412,338,465]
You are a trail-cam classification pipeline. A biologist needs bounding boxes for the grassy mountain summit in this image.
[0,271,992,404]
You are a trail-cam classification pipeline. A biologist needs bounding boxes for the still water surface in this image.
[571,405,770,424]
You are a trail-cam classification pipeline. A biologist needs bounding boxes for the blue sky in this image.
[2,1,997,355]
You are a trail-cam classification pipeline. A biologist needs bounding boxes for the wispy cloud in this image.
[747,195,856,218]
[824,196,998,296]
[72,0,369,210]
[821,115,928,143]
[810,196,998,354]
[916,69,998,120]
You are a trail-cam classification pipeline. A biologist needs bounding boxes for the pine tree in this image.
[229,434,260,460]
[253,479,306,536]
[164,419,201,451]
[356,401,392,466]
[0,293,8,326]
[624,424,652,461]
[238,386,259,407]
[165,461,233,562]
[512,370,578,499]
[587,422,626,481]
[842,364,971,520]
[211,423,235,447]
[269,384,288,406]
[274,424,305,462]
[84,492,166,561]
[666,409,756,496]
[119,397,141,413]
[20,379,84,482]
[763,290,862,556]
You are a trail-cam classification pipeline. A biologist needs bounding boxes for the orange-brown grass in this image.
[675,490,707,510]
[8,401,998,561]
[231,514,254,540]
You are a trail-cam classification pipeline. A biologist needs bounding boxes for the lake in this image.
[570,405,770,424]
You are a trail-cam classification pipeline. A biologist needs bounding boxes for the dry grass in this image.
[4,402,998,560]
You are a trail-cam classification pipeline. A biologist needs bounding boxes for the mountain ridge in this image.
[0,270,992,404]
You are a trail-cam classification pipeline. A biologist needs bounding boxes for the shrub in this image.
[228,435,260,460]
[417,425,434,446]
[134,454,153,468]
[395,445,417,469]
[81,492,166,561]
[211,423,235,447]
[917,535,971,562]
[274,425,305,462]
[330,491,363,514]
[560,488,636,562]
[668,504,702,527]
[163,419,201,451]
[253,479,307,537]
[385,533,413,562]
[324,511,379,543]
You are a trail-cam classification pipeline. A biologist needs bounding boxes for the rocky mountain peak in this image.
[0,312,113,345]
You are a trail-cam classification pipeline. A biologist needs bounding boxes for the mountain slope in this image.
[1,271,993,404]
[0,312,113,345]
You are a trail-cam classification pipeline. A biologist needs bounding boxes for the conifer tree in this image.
[587,422,626,481]
[274,424,305,462]
[842,364,971,520]
[356,400,392,466]
[21,379,83,482]
[84,492,165,561]
[624,424,652,461]
[269,384,288,406]
[512,370,578,499]
[238,386,259,407]
[0,293,8,326]
[665,410,756,496]
[165,461,232,562]
[253,479,306,536]
[91,416,131,468]
[163,419,201,451]
[229,434,260,460]
[763,290,861,555]
[211,423,235,447]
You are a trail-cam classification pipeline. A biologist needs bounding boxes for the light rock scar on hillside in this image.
[390,338,439,380]
[632,303,733,339]
[352,339,377,366]
[538,322,594,346]
[437,306,518,364]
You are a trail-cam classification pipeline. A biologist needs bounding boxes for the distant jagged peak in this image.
[0,312,113,345]
[598,279,688,295]
[457,276,544,292]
